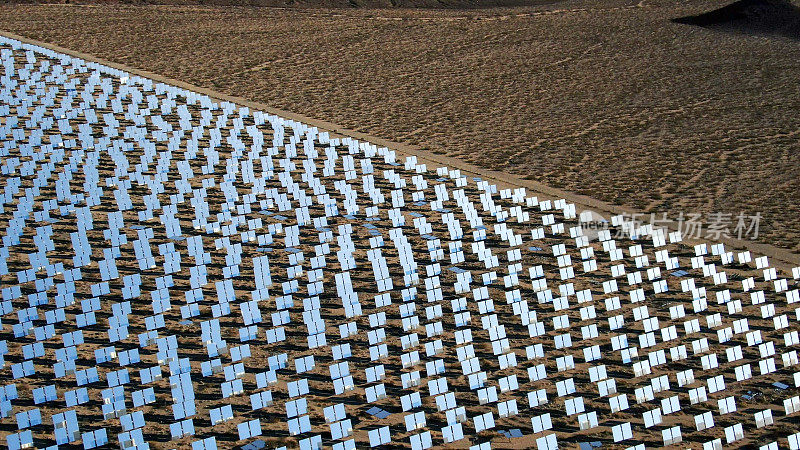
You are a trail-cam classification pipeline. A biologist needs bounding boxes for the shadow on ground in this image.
[673,0,800,39]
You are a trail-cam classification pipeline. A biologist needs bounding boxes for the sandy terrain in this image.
[1,0,561,7]
[0,0,798,258]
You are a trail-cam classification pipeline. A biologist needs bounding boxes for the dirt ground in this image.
[0,0,798,256]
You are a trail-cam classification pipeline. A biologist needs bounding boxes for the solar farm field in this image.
[1,0,799,255]
[1,33,800,450]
